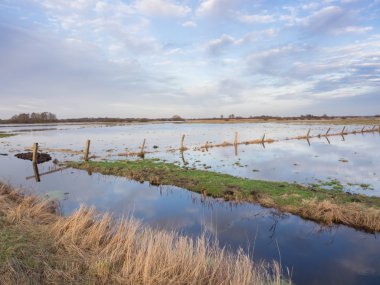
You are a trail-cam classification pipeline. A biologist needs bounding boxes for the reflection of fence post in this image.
[180,134,185,151]
[84,139,91,161]
[234,132,238,146]
[32,143,38,164]
[33,162,40,182]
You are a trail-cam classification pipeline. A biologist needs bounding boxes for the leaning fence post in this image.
[325,127,331,136]
[306,128,311,138]
[341,126,346,134]
[84,139,91,161]
[32,143,38,164]
[361,126,365,133]
[261,133,266,143]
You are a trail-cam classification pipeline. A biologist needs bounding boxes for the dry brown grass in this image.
[298,199,380,232]
[0,183,290,285]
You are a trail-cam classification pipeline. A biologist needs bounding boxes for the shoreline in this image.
[69,159,380,233]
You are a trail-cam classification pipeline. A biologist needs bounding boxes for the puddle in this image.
[1,122,380,284]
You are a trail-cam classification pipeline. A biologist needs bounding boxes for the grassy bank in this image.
[70,160,380,232]
[0,182,287,285]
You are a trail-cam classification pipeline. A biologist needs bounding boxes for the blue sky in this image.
[0,0,379,118]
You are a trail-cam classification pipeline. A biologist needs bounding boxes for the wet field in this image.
[1,122,380,284]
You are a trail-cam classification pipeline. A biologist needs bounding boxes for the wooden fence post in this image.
[139,139,146,157]
[261,133,266,144]
[84,139,91,161]
[341,126,346,134]
[325,128,331,136]
[234,132,238,146]
[32,143,38,164]
[306,129,311,138]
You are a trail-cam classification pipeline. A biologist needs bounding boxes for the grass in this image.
[0,133,16,138]
[0,182,288,285]
[69,159,380,232]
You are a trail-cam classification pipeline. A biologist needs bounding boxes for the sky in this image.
[0,0,379,119]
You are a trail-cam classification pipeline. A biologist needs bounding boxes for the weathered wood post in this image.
[361,126,365,133]
[32,143,38,164]
[180,134,186,151]
[261,133,266,143]
[341,126,346,134]
[84,139,91,161]
[234,132,238,146]
[139,139,146,157]
[306,128,311,138]
[325,127,331,136]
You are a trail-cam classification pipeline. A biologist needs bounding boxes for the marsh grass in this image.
[70,160,380,232]
[0,133,16,138]
[0,183,288,285]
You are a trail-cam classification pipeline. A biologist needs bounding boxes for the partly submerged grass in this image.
[0,182,288,285]
[0,133,16,138]
[70,160,380,232]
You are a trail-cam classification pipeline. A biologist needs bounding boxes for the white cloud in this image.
[238,13,275,24]
[182,20,197,28]
[333,26,373,34]
[206,34,237,54]
[296,6,355,35]
[196,0,235,17]
[136,0,191,17]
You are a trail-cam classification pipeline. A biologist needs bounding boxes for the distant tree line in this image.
[5,112,58,123]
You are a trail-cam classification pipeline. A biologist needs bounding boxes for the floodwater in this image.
[1,122,380,285]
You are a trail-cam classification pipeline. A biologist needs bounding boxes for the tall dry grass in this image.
[0,183,290,285]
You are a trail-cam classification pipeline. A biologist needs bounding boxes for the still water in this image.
[1,122,379,284]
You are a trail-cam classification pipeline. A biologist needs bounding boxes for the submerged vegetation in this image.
[70,159,380,232]
[0,133,16,138]
[0,182,288,285]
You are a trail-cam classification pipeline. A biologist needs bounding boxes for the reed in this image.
[0,183,289,285]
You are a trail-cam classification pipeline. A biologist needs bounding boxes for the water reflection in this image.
[0,156,379,284]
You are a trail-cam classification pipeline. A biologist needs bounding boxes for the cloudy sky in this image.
[1,0,379,119]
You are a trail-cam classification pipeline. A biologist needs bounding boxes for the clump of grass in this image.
[69,160,380,232]
[0,133,16,138]
[0,182,288,285]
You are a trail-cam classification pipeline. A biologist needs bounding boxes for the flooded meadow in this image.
[1,122,380,284]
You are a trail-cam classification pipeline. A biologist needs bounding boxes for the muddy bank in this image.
[15,152,52,163]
